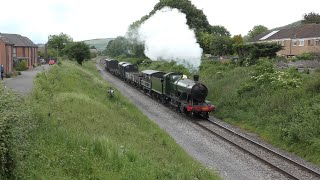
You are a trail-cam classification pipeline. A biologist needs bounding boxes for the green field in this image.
[0,60,219,179]
[83,38,114,50]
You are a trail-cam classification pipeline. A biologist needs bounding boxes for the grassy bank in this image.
[17,60,219,179]
[200,60,320,166]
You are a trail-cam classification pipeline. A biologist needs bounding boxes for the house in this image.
[0,33,38,74]
[252,23,320,57]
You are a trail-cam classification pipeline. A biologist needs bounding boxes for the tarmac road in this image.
[3,64,50,96]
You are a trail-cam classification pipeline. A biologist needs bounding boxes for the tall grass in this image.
[19,61,219,179]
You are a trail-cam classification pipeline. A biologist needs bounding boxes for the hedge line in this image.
[0,83,31,179]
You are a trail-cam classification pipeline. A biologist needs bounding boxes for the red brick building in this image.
[252,24,320,57]
[0,33,38,74]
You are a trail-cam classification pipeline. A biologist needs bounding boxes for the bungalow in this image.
[0,33,38,74]
[252,23,320,57]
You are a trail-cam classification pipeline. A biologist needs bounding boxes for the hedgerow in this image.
[0,83,32,179]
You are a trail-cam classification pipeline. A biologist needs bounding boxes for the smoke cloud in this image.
[138,7,203,70]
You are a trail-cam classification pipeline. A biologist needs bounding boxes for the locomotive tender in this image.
[104,59,215,118]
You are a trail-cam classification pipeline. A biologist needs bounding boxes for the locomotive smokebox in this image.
[193,75,199,82]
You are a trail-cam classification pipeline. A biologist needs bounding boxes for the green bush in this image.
[15,60,28,71]
[306,73,320,94]
[0,84,31,179]
[5,72,12,78]
[296,52,316,60]
[251,59,302,89]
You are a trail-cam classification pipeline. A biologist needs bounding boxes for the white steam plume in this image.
[138,7,202,70]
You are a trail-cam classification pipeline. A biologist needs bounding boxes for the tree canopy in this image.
[234,43,283,66]
[105,37,130,57]
[303,12,320,24]
[245,25,268,42]
[64,42,90,65]
[152,0,211,32]
[47,33,73,54]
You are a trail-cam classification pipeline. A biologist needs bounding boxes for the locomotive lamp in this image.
[193,75,199,82]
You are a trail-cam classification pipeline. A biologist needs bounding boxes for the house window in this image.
[308,40,314,46]
[316,39,320,46]
[293,40,298,46]
[13,48,17,57]
[299,39,304,46]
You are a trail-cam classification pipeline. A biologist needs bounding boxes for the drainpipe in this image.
[289,39,292,56]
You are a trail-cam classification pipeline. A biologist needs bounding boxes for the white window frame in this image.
[292,40,298,46]
[13,47,17,57]
[298,39,304,46]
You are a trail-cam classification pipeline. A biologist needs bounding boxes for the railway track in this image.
[192,118,320,180]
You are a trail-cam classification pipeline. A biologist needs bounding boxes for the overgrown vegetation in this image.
[0,83,32,179]
[15,60,28,71]
[233,43,283,66]
[199,59,320,166]
[14,60,219,179]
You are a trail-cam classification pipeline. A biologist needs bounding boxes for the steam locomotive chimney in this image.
[193,75,199,82]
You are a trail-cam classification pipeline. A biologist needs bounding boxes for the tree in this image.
[246,25,268,42]
[232,35,244,45]
[303,12,320,24]
[47,33,73,55]
[210,36,233,56]
[198,32,214,54]
[210,25,231,37]
[105,36,130,57]
[234,43,283,66]
[64,42,90,65]
[152,0,211,32]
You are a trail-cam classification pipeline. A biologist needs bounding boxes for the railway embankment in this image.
[0,60,219,179]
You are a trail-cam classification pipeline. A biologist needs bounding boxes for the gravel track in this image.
[96,63,289,180]
[196,119,320,179]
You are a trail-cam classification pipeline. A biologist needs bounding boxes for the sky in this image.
[1,0,319,44]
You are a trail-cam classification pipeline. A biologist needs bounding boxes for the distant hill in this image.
[83,38,114,50]
[271,20,302,31]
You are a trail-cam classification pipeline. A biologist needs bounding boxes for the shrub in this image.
[306,73,320,94]
[252,59,302,89]
[237,83,255,95]
[15,60,28,71]
[296,52,316,60]
[5,72,12,78]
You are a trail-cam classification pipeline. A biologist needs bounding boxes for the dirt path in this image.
[3,64,50,96]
